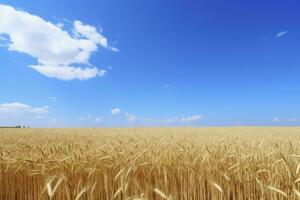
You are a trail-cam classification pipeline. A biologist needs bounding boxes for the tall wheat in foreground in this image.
[1,127,300,199]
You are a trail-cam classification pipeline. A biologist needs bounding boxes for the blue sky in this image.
[0,0,299,127]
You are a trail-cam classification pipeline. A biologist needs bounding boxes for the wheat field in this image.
[1,127,300,199]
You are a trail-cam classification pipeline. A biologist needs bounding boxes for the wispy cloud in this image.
[147,115,204,124]
[272,117,300,123]
[162,118,176,123]
[110,47,119,52]
[79,115,103,123]
[79,107,205,126]
[180,115,203,122]
[145,115,204,125]
[0,4,118,80]
[276,31,288,38]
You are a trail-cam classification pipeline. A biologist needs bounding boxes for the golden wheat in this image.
[1,127,300,199]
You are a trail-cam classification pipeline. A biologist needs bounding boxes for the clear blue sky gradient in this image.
[0,0,299,127]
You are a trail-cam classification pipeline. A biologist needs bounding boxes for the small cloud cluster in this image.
[110,107,203,124]
[180,115,203,122]
[0,101,204,126]
[0,4,118,80]
[272,117,300,123]
[111,108,122,115]
[162,118,176,123]
[160,115,203,124]
[79,114,103,124]
[110,107,137,122]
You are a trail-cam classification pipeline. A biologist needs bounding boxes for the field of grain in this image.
[1,127,300,199]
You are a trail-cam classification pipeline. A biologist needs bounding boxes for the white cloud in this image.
[180,115,203,123]
[110,47,119,52]
[111,108,121,115]
[94,116,102,123]
[276,31,288,38]
[0,4,117,80]
[73,20,108,48]
[0,102,48,115]
[30,65,106,81]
